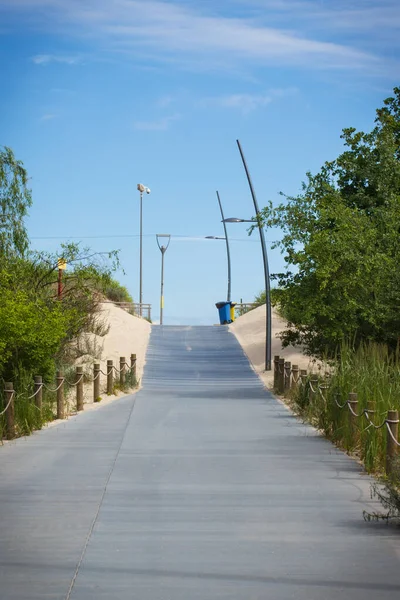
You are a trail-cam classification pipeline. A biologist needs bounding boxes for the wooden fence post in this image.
[131,354,137,382]
[93,363,100,402]
[273,355,280,390]
[348,392,358,443]
[278,358,285,394]
[284,361,291,393]
[309,374,318,404]
[107,360,114,395]
[386,410,399,476]
[291,365,299,390]
[76,366,84,412]
[300,369,308,388]
[56,371,64,419]
[34,376,42,412]
[4,382,15,439]
[119,357,126,388]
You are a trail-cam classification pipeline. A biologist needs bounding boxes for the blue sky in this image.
[0,0,399,324]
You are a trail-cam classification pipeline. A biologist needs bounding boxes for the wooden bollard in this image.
[4,382,15,439]
[366,401,375,415]
[131,354,137,382]
[273,355,280,390]
[56,371,64,419]
[93,363,100,402]
[348,392,358,440]
[76,366,84,412]
[309,374,318,404]
[291,365,299,389]
[119,357,126,387]
[284,361,291,392]
[278,358,285,394]
[386,410,399,476]
[34,376,42,412]
[300,370,308,389]
[107,360,113,395]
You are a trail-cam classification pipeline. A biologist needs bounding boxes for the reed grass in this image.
[291,342,400,476]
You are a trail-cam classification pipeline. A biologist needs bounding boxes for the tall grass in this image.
[292,342,400,476]
[0,369,56,440]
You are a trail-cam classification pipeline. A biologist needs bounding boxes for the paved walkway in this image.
[1,326,400,599]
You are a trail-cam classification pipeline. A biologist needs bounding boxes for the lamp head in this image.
[137,183,151,194]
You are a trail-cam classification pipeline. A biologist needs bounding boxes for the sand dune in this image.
[77,302,151,408]
[230,305,311,388]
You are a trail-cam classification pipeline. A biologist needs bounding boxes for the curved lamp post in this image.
[225,138,272,371]
[204,190,231,303]
[137,183,151,316]
[205,235,231,304]
[156,234,171,325]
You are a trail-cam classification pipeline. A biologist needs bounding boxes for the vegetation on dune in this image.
[257,88,400,358]
[262,89,400,506]
[0,146,134,439]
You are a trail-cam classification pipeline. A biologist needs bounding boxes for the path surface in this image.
[1,326,399,599]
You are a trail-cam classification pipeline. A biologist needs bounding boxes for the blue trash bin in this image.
[215,301,232,324]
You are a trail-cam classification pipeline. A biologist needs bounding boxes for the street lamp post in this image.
[216,191,231,303]
[223,138,271,371]
[137,183,151,316]
[156,234,171,325]
[205,191,232,303]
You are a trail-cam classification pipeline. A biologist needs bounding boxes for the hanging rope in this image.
[0,391,15,416]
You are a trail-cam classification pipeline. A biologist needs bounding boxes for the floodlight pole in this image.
[236,139,271,371]
[216,191,231,303]
[137,184,150,317]
[139,190,143,316]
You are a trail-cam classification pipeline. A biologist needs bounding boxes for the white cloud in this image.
[2,1,397,75]
[40,113,57,121]
[202,87,298,114]
[209,93,272,114]
[133,113,180,131]
[31,54,81,66]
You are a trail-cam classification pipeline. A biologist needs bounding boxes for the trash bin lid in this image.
[215,301,229,308]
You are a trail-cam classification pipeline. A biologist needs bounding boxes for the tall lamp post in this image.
[224,138,272,371]
[137,183,151,316]
[156,234,171,325]
[205,191,232,303]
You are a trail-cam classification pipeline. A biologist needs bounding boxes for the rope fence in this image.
[273,355,400,476]
[0,353,138,441]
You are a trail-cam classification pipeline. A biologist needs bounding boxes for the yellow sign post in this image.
[57,259,67,299]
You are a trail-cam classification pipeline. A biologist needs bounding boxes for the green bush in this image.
[104,279,133,303]
[0,286,68,382]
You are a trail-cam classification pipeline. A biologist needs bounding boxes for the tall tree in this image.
[0,146,32,257]
[259,88,400,356]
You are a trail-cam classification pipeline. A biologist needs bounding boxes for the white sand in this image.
[69,302,151,409]
[230,305,313,389]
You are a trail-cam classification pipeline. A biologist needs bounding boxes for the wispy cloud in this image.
[40,113,57,121]
[133,113,180,131]
[2,1,397,75]
[202,87,297,114]
[31,54,82,66]
[206,93,272,114]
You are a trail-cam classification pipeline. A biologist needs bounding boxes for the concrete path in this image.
[1,325,399,599]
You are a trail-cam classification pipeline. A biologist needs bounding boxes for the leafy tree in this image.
[0,146,32,257]
[0,283,68,382]
[258,88,400,356]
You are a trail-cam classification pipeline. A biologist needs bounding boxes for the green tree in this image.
[258,88,400,356]
[0,146,32,257]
